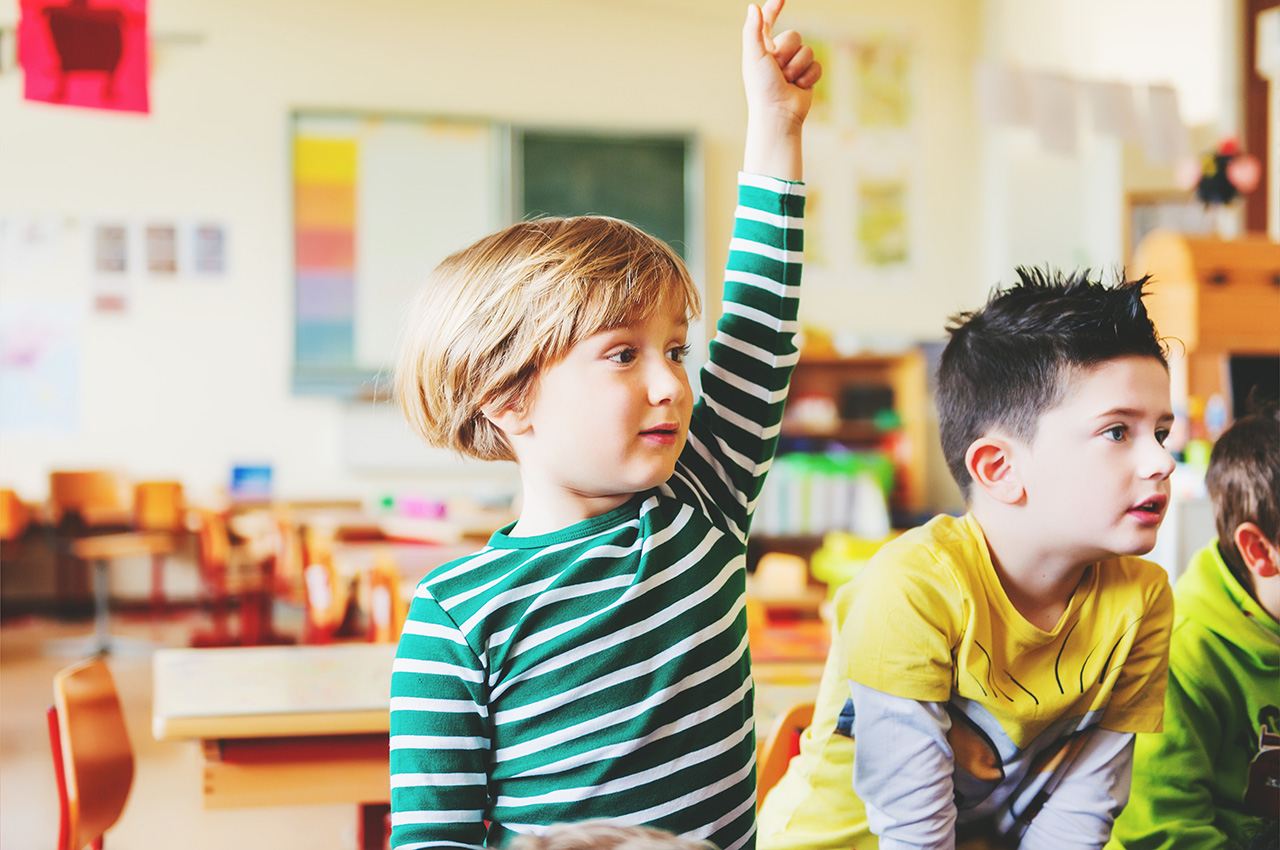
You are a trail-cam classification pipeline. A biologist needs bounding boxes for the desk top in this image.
[152,643,396,742]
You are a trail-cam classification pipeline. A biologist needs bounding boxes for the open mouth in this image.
[1128,495,1168,522]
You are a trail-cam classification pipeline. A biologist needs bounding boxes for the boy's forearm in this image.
[744,115,804,182]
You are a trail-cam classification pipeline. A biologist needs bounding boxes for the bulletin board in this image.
[291,110,697,399]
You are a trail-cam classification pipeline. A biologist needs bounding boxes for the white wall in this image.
[0,0,986,508]
[978,0,1235,285]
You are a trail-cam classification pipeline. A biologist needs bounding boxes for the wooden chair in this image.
[301,527,355,644]
[270,511,309,607]
[365,552,408,643]
[757,701,814,808]
[1,487,31,541]
[131,481,186,617]
[47,657,134,850]
[48,471,132,609]
[48,471,130,529]
[1,488,32,565]
[190,508,285,647]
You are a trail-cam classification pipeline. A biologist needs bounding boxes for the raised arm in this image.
[669,0,820,540]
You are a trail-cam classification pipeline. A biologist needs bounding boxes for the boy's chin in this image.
[1108,536,1160,559]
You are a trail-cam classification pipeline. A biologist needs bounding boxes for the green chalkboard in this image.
[519,131,691,258]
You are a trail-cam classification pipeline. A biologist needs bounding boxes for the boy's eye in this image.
[1155,428,1170,446]
[668,344,691,363]
[607,348,637,364]
[1102,425,1127,442]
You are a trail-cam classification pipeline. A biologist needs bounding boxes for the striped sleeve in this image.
[390,584,491,850]
[679,172,805,541]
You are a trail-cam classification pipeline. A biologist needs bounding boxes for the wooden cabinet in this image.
[748,349,928,570]
[1134,231,1280,419]
[781,350,928,514]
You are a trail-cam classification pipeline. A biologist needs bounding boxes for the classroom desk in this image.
[152,628,827,840]
[152,643,395,809]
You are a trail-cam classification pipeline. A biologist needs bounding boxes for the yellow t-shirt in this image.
[759,512,1173,850]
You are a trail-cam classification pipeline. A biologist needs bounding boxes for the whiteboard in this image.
[291,111,697,401]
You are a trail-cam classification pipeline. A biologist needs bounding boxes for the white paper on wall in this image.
[1085,80,1142,141]
[1028,71,1079,157]
[1144,84,1191,165]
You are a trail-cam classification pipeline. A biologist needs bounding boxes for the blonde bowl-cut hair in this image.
[395,215,701,462]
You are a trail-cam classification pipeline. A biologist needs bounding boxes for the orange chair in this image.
[301,527,355,644]
[190,509,286,647]
[131,481,186,617]
[47,656,134,850]
[1,488,32,566]
[48,471,130,528]
[270,512,309,607]
[1,487,31,541]
[757,701,814,808]
[365,552,408,643]
[48,471,132,609]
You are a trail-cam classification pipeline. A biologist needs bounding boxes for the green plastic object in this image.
[810,529,897,598]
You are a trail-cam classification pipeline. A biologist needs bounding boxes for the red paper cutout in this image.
[19,0,150,114]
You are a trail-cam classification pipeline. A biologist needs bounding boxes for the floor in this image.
[0,609,371,850]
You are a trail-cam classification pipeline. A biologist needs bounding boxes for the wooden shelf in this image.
[780,348,928,515]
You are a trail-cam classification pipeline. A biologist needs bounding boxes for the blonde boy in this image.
[1109,402,1280,849]
[759,269,1177,849]
[389,4,820,848]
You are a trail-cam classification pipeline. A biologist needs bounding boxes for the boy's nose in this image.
[648,359,687,405]
[1144,439,1177,480]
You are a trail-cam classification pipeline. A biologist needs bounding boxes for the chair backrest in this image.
[48,471,128,527]
[366,552,408,643]
[303,528,348,642]
[193,508,230,576]
[132,481,185,532]
[51,657,135,850]
[0,488,30,541]
[757,701,814,808]
[271,513,308,604]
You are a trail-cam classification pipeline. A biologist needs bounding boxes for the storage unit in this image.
[750,349,929,567]
[1134,231,1280,424]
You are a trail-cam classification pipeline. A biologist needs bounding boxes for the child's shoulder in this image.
[870,512,987,573]
[843,513,983,602]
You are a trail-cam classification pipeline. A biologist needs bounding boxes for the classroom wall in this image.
[0,0,1229,512]
[0,0,986,508]
[976,0,1236,283]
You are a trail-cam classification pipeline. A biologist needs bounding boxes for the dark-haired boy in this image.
[759,267,1176,849]
[1108,403,1280,850]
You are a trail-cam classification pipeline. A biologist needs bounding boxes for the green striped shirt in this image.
[390,173,805,850]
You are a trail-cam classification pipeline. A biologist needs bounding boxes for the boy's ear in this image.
[965,436,1024,505]
[481,402,532,437]
[1234,522,1280,579]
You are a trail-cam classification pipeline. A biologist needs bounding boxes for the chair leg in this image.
[358,802,391,850]
[191,576,238,647]
[150,552,167,618]
[47,706,69,850]
[238,587,265,646]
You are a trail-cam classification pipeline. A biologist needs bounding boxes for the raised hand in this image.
[743,0,821,129]
[741,0,821,180]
